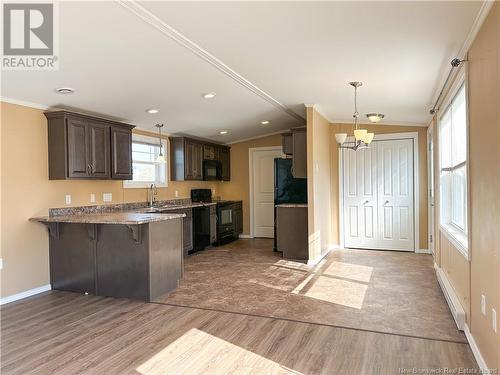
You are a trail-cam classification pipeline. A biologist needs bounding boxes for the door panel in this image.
[343,143,378,248]
[67,118,89,178]
[343,138,414,251]
[88,122,110,178]
[377,139,414,251]
[252,149,282,238]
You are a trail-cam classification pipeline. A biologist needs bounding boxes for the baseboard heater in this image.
[436,267,465,330]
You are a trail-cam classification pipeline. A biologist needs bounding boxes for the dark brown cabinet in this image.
[219,147,231,181]
[234,201,243,235]
[111,126,132,179]
[45,111,134,180]
[170,137,231,181]
[210,205,217,244]
[167,208,193,257]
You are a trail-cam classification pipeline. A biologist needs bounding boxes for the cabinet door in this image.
[234,204,243,234]
[210,213,217,244]
[88,122,111,178]
[220,147,231,181]
[192,143,203,180]
[67,118,90,178]
[183,215,193,254]
[184,140,203,180]
[111,126,133,180]
[203,145,215,160]
[292,129,307,178]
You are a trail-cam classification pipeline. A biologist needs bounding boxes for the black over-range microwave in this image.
[203,159,221,181]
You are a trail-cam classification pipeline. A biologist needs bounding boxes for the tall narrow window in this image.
[439,83,468,255]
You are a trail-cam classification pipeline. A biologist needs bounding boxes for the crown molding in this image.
[116,0,305,124]
[0,96,50,110]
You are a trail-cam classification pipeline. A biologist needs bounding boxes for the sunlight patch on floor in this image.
[323,261,373,283]
[136,328,302,375]
[304,276,368,309]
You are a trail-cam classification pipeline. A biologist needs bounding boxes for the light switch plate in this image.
[0,258,3,270]
[103,193,112,202]
[493,308,497,333]
[65,194,71,205]
[175,190,179,198]
[90,194,96,203]
[481,295,486,316]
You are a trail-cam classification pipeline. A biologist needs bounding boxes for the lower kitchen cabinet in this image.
[234,201,243,235]
[168,208,193,256]
[210,205,217,245]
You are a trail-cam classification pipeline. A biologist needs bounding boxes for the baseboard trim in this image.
[0,284,52,305]
[464,323,489,371]
[307,244,339,266]
[435,267,465,330]
[415,248,431,254]
[238,234,253,239]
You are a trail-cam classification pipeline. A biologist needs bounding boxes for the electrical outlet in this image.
[103,193,112,202]
[175,190,179,198]
[90,194,96,203]
[65,194,72,205]
[493,308,497,333]
[481,295,486,316]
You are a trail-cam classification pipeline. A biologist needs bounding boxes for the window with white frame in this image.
[123,135,167,188]
[439,83,468,254]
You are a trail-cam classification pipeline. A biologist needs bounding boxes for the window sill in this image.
[440,223,469,260]
[123,182,168,189]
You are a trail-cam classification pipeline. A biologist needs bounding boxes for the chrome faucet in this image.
[148,183,158,207]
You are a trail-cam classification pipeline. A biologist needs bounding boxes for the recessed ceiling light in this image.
[219,130,228,135]
[56,87,75,94]
[146,109,159,114]
[261,120,270,125]
[202,92,217,99]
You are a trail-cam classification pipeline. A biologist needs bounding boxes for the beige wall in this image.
[466,2,499,367]
[307,108,334,261]
[431,3,500,368]
[0,102,219,298]
[218,134,283,236]
[329,123,429,249]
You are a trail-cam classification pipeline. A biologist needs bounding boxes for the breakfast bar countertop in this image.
[30,211,185,225]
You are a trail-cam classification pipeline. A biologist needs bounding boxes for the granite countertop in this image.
[140,202,217,213]
[276,203,308,208]
[30,212,185,225]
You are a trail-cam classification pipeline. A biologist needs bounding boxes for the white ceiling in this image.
[1,1,483,143]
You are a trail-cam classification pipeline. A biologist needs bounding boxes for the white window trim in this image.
[123,134,169,189]
[437,67,470,260]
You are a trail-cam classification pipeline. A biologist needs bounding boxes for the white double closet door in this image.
[343,138,415,251]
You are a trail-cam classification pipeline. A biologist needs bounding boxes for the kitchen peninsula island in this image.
[31,211,185,302]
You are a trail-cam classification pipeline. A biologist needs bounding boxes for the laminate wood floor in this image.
[1,291,477,375]
[157,239,467,343]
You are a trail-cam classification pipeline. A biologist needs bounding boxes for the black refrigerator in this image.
[274,158,307,251]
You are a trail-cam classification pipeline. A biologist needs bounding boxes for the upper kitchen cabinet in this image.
[219,146,230,181]
[44,111,135,180]
[170,136,230,181]
[110,126,133,180]
[291,127,307,178]
[282,132,293,155]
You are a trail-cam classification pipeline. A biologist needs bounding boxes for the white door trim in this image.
[248,146,283,238]
[339,132,420,252]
